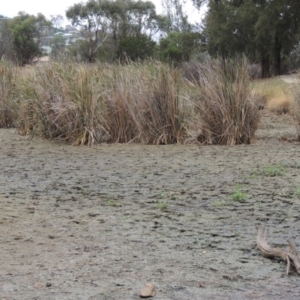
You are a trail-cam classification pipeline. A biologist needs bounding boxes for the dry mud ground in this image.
[1,112,300,300]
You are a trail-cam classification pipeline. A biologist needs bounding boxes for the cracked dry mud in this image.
[1,111,300,300]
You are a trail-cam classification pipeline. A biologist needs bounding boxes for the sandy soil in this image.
[1,111,300,300]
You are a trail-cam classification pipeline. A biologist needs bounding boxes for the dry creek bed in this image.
[0,112,300,299]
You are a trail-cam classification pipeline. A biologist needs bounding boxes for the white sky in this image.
[0,0,206,25]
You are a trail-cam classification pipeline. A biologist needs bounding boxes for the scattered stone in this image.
[140,283,157,298]
[34,282,44,289]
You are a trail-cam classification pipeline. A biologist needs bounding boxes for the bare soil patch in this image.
[1,111,300,299]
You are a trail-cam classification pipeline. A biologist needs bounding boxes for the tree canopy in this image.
[203,0,300,76]
[66,0,163,62]
[10,12,51,65]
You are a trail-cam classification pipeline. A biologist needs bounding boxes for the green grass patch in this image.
[262,165,286,177]
[230,185,247,202]
[156,201,169,210]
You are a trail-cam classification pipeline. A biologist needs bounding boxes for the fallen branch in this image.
[256,225,300,275]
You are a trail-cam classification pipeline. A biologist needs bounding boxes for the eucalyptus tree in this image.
[66,0,111,62]
[0,16,13,61]
[66,0,163,62]
[10,12,51,65]
[161,0,191,33]
[195,0,300,77]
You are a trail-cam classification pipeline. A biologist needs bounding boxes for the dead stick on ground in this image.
[256,225,300,275]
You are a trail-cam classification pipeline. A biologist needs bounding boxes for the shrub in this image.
[159,32,202,64]
[117,34,156,62]
[194,58,260,145]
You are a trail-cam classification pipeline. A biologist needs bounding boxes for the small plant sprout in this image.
[262,165,286,177]
[230,185,247,202]
[295,187,300,198]
[156,201,169,210]
[159,191,167,199]
[108,200,117,206]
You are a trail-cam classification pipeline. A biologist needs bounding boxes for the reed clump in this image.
[1,58,261,145]
[0,60,18,128]
[193,58,260,145]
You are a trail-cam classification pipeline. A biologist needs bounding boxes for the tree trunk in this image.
[261,52,270,78]
[273,35,282,76]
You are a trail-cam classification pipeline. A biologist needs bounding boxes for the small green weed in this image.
[159,191,167,199]
[230,185,247,202]
[156,201,169,210]
[212,200,227,207]
[295,187,300,198]
[262,165,285,177]
[108,199,118,207]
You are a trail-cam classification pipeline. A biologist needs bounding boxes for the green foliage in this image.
[295,187,300,198]
[66,0,161,63]
[156,201,169,210]
[262,165,286,177]
[204,0,300,77]
[0,17,14,61]
[117,34,156,61]
[50,34,66,60]
[160,32,202,63]
[66,0,109,62]
[161,0,191,33]
[10,12,50,65]
[230,185,247,202]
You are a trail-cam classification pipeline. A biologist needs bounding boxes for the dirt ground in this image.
[1,111,300,300]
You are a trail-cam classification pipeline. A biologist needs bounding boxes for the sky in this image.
[1,0,206,25]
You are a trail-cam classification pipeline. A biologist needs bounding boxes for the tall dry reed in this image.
[102,61,188,144]
[193,58,260,145]
[0,61,18,127]
[17,62,105,145]
[291,75,300,140]
[11,58,260,146]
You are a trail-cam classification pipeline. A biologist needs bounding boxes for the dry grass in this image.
[103,62,188,144]
[0,61,18,127]
[17,62,105,145]
[193,58,260,145]
[291,75,300,140]
[1,59,261,145]
[251,77,293,114]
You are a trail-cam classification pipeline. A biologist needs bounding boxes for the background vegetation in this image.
[1,0,300,76]
[1,0,300,145]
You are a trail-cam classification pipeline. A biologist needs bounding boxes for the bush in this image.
[194,58,260,145]
[117,34,156,62]
[159,32,202,64]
